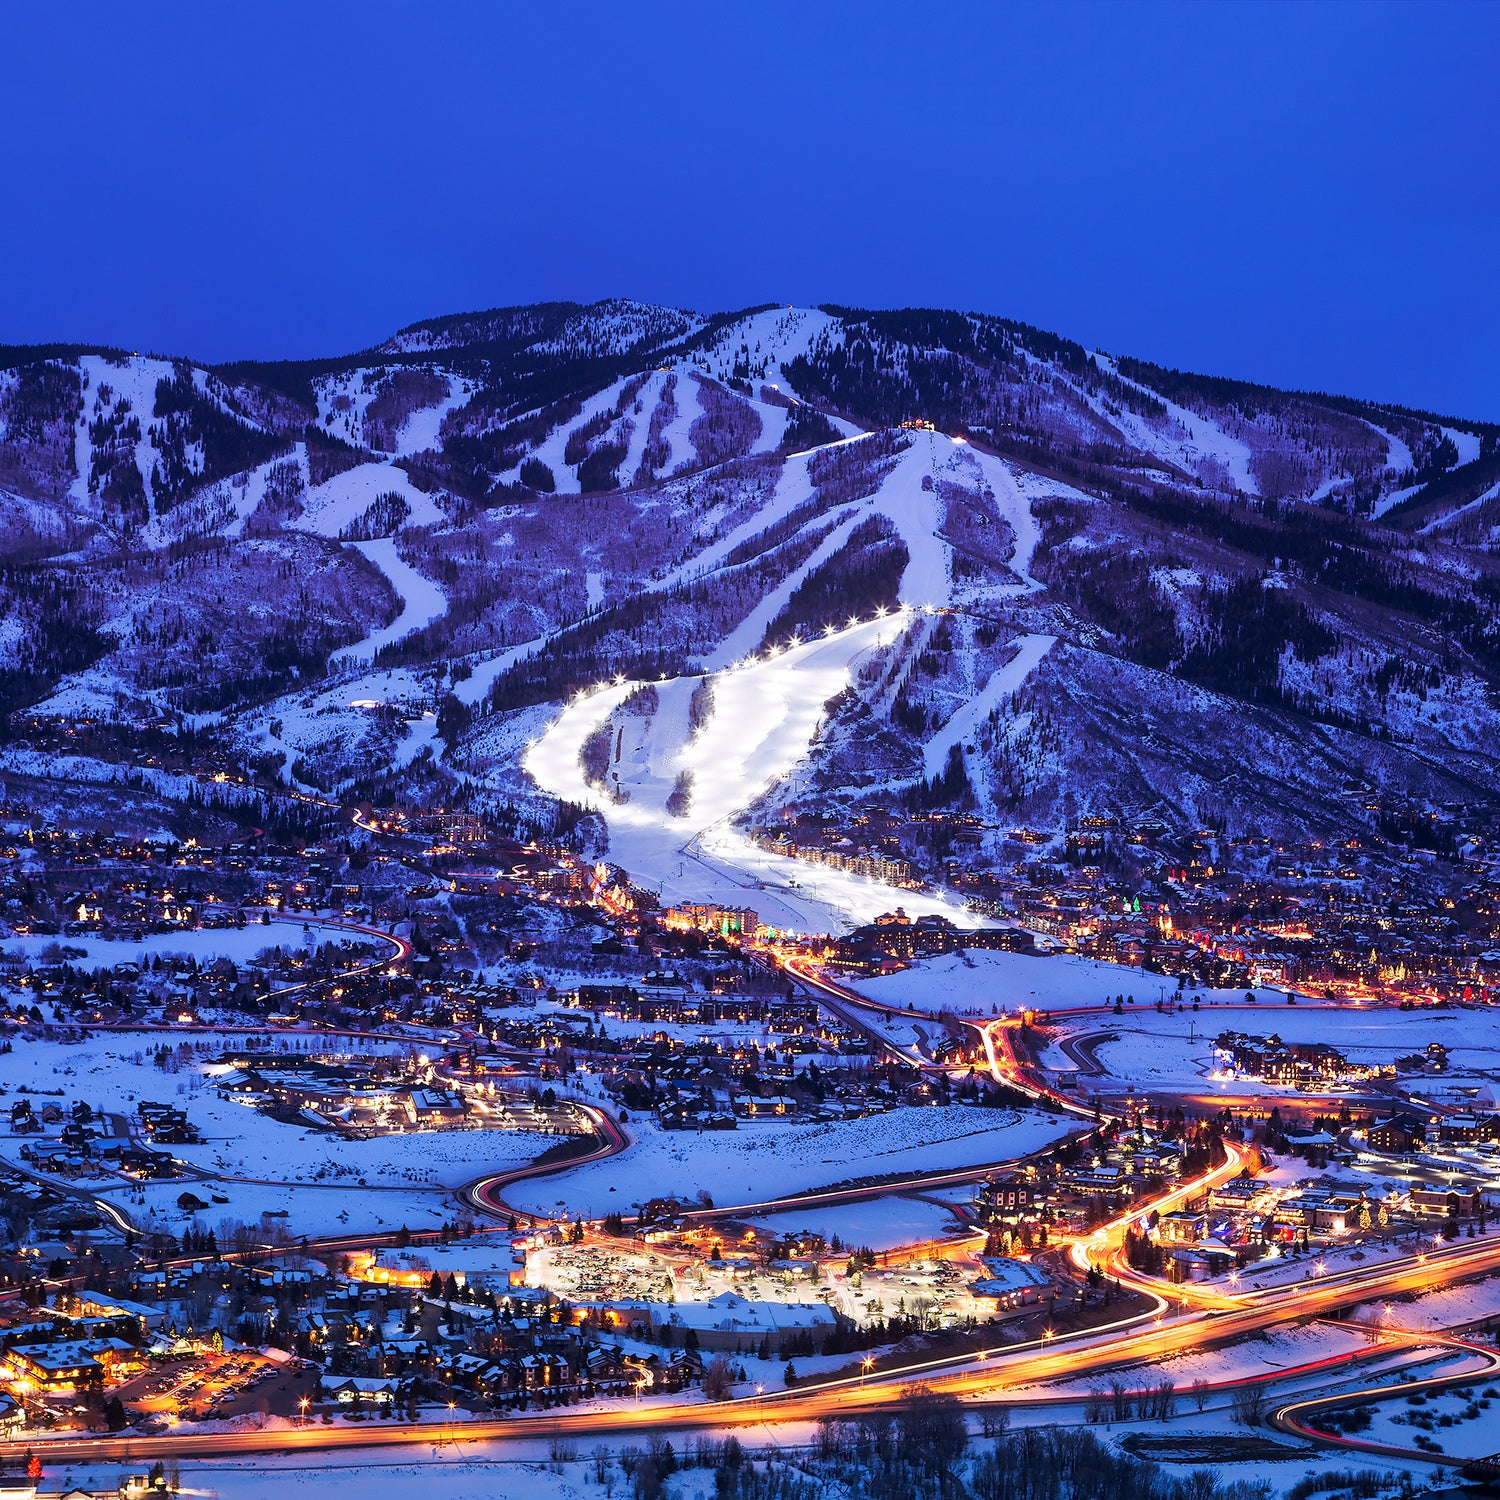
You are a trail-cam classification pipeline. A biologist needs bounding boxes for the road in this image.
[1271,1329,1500,1467]
[10,948,1497,1470]
[461,1104,628,1220]
[11,1227,1500,1466]
[781,954,1100,1123]
[18,1117,1500,1467]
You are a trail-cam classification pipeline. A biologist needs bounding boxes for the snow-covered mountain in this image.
[3,299,1498,913]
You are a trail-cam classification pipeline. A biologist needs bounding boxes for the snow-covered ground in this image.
[1,1031,552,1238]
[0,915,387,969]
[297,460,445,539]
[1035,999,1500,1100]
[686,306,843,399]
[1444,426,1484,469]
[1421,477,1500,536]
[395,375,471,457]
[526,378,644,495]
[744,1194,967,1252]
[1012,1318,1379,1399]
[1093,354,1258,495]
[71,355,180,518]
[923,634,1055,779]
[524,613,982,931]
[848,949,1272,1017]
[330,538,448,667]
[1352,1359,1500,1460]
[512,424,1056,933]
[67,1454,622,1500]
[1349,1271,1500,1333]
[501,1105,1071,1219]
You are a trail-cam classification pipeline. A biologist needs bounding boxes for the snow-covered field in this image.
[849,949,1281,1017]
[1014,1319,1379,1399]
[1,1032,551,1237]
[1349,1271,1500,1333]
[501,1105,1072,1219]
[1352,1359,1500,1460]
[62,1454,618,1500]
[0,915,390,969]
[744,1194,967,1252]
[1049,1000,1500,1099]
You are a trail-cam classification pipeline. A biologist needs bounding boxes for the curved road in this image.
[10,948,1495,1469]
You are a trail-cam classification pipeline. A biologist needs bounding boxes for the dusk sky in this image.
[3,2,1496,417]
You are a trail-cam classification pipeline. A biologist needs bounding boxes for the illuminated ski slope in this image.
[522,615,982,932]
[515,427,1062,931]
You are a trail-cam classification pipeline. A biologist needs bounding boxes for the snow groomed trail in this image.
[330,537,449,668]
[519,428,1064,931]
[923,632,1055,779]
[523,613,983,931]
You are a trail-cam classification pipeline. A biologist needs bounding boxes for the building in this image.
[1367,1116,1425,1154]
[969,1256,1051,1315]
[1158,1211,1206,1245]
[1410,1187,1487,1220]
[662,905,758,939]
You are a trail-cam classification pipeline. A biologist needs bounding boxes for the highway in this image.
[9,948,1498,1471]
[15,1109,1500,1468]
[1271,1330,1500,1467]
[9,1226,1500,1466]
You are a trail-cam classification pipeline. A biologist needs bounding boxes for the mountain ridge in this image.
[2,298,1498,926]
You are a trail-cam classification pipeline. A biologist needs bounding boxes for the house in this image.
[1367,1116,1425,1154]
[72,1293,168,1333]
[980,1177,1039,1217]
[321,1375,398,1405]
[3,1343,103,1391]
[1410,1187,1487,1220]
[969,1257,1051,1314]
[1157,1211,1206,1245]
[1437,1114,1499,1145]
[735,1095,797,1119]
[1169,1249,1213,1283]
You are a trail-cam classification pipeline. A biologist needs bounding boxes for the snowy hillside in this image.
[2,298,1499,927]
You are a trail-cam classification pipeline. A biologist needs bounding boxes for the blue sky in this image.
[2,2,1496,417]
